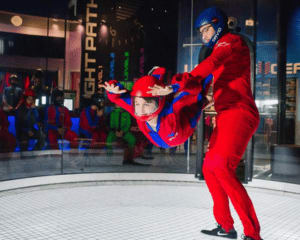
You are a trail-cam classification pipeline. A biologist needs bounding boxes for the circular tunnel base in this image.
[0,178,299,240]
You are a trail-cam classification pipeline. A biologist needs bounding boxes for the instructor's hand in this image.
[147,84,173,96]
[99,82,127,94]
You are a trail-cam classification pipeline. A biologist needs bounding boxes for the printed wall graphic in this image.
[80,0,144,106]
[80,0,99,101]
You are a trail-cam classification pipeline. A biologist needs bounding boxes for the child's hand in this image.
[99,82,127,94]
[147,84,173,96]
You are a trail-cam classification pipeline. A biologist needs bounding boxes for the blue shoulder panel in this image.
[146,121,170,148]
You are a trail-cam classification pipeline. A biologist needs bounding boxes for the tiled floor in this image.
[0,181,299,240]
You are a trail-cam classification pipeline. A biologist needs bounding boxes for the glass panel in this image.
[252,0,278,182]
[61,1,188,175]
[251,0,300,184]
[0,11,63,180]
[268,1,300,184]
[0,0,299,185]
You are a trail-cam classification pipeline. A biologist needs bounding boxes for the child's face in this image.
[134,97,158,116]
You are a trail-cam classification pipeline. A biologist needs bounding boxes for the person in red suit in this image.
[45,89,78,149]
[0,107,16,152]
[79,93,107,148]
[100,67,212,149]
[190,7,262,240]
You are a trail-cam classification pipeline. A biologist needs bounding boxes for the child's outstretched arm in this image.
[99,80,134,115]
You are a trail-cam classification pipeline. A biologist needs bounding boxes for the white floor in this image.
[0,180,299,240]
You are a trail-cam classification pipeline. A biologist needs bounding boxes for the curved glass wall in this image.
[0,3,191,181]
[0,0,300,185]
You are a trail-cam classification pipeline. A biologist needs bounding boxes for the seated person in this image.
[45,89,78,149]
[2,74,23,112]
[106,106,137,165]
[15,89,45,151]
[0,107,16,152]
[79,93,107,148]
[100,67,212,149]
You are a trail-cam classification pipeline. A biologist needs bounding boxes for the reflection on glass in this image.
[0,1,299,185]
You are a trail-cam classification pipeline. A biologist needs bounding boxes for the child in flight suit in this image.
[100,67,212,149]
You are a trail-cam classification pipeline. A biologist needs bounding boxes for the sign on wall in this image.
[80,0,99,100]
[80,0,145,105]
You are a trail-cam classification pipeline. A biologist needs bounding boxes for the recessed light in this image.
[11,15,23,27]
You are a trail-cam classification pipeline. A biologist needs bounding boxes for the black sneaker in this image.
[242,236,263,240]
[201,224,237,239]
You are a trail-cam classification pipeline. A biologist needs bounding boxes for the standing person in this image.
[2,74,23,112]
[191,7,261,240]
[79,93,107,148]
[15,89,45,151]
[45,89,78,149]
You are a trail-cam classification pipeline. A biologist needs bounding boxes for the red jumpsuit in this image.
[45,105,78,149]
[191,32,261,240]
[107,74,212,148]
[0,109,16,152]
[79,107,107,148]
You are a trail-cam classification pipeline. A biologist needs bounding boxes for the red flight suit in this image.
[107,73,211,148]
[191,32,261,240]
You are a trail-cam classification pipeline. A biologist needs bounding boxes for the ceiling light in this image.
[11,15,23,27]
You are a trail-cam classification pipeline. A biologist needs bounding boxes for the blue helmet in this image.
[195,7,228,48]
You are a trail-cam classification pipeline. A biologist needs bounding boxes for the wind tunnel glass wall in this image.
[1,0,300,184]
[0,2,189,181]
[249,0,300,184]
[0,11,67,180]
[177,0,300,184]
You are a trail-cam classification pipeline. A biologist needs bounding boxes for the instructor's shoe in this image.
[201,224,237,239]
[241,235,263,240]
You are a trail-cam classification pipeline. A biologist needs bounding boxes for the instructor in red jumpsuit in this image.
[191,7,261,240]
